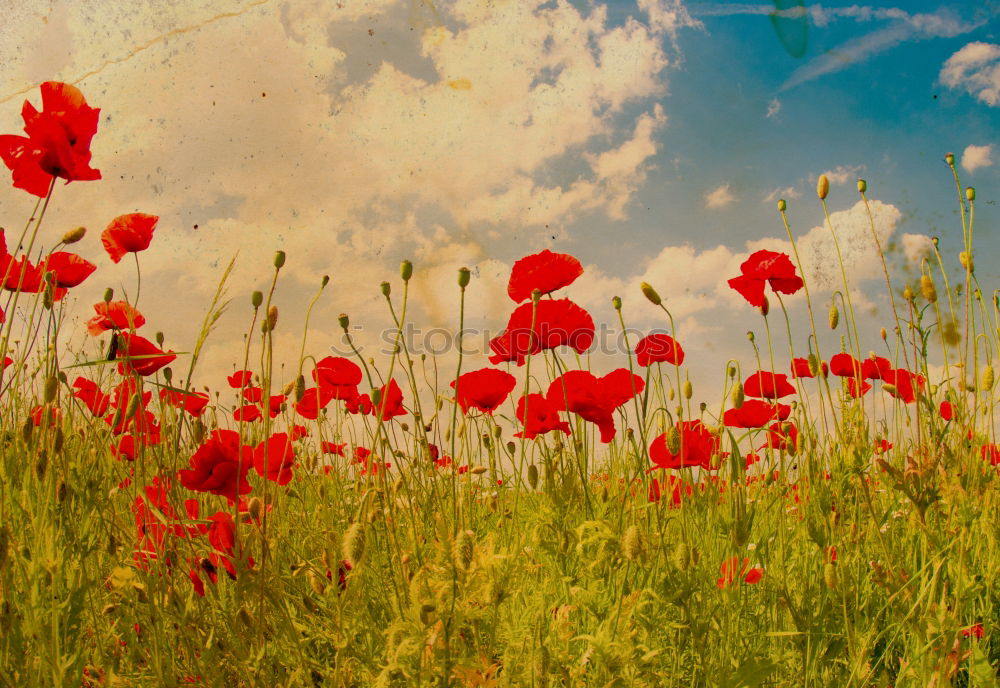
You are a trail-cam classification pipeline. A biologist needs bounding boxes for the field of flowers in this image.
[0,82,998,687]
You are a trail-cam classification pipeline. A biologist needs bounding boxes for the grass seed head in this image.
[621,525,643,561]
[343,522,365,567]
[455,530,475,571]
[829,302,839,330]
[920,274,937,303]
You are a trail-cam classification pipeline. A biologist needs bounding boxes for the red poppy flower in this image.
[233,404,262,422]
[451,368,516,415]
[546,369,643,443]
[112,435,137,461]
[71,376,110,416]
[940,400,954,421]
[829,353,862,378]
[30,405,60,427]
[723,399,790,429]
[313,356,362,399]
[321,441,346,456]
[882,368,924,404]
[875,439,893,454]
[101,213,158,263]
[38,251,96,288]
[635,333,685,366]
[489,298,595,365]
[1,252,48,294]
[861,356,892,381]
[790,357,826,378]
[647,474,692,507]
[178,429,253,502]
[207,512,236,559]
[507,249,584,303]
[116,332,175,377]
[290,424,309,440]
[649,420,720,470]
[761,421,798,452]
[716,556,763,589]
[963,623,985,640]
[374,379,406,420]
[743,371,796,399]
[981,444,1000,466]
[295,386,335,420]
[846,376,872,398]
[254,433,295,486]
[87,301,145,335]
[228,370,253,388]
[514,393,571,439]
[0,82,101,197]
[727,250,803,308]
[160,388,210,417]
[346,393,374,415]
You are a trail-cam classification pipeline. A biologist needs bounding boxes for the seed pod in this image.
[457,267,471,288]
[321,275,329,287]
[666,426,681,455]
[966,186,976,202]
[982,365,995,392]
[294,375,306,403]
[817,174,829,200]
[920,274,937,303]
[828,303,839,330]
[777,199,786,212]
[671,542,690,571]
[126,392,142,420]
[35,450,47,479]
[57,480,67,503]
[621,525,643,561]
[857,179,867,194]
[455,530,474,571]
[380,281,391,297]
[103,288,114,303]
[683,379,693,400]
[400,260,413,282]
[823,562,839,590]
[61,226,86,244]
[155,331,164,346]
[43,375,58,403]
[527,464,539,490]
[506,441,515,454]
[247,497,263,522]
[192,419,206,444]
[945,152,955,166]
[342,522,365,566]
[338,313,350,330]
[960,252,974,273]
[611,295,622,310]
[162,367,172,383]
[273,250,286,269]
[728,363,737,378]
[747,330,755,342]
[731,382,744,409]
[266,305,279,331]
[640,282,662,306]
[251,291,263,308]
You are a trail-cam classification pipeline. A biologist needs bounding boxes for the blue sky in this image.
[0,0,998,393]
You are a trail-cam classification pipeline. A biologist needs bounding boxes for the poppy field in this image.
[2,82,1000,687]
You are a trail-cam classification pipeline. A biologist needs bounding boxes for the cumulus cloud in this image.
[961,144,994,172]
[819,165,865,186]
[705,183,735,209]
[766,97,781,118]
[763,186,800,203]
[940,42,1000,106]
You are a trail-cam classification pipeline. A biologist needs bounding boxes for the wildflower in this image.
[71,376,110,416]
[489,299,595,365]
[253,433,296,486]
[727,250,803,309]
[743,371,796,399]
[116,332,175,377]
[451,368,517,415]
[514,393,571,439]
[374,379,406,420]
[178,430,253,502]
[87,301,145,335]
[635,333,684,366]
[546,369,643,443]
[101,213,158,264]
[507,249,583,302]
[723,399,790,429]
[716,556,763,589]
[0,82,101,197]
[940,400,954,421]
[649,420,720,470]
[159,389,210,417]
[227,370,254,388]
[313,356,362,400]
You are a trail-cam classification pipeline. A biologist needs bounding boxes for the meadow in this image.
[0,81,998,687]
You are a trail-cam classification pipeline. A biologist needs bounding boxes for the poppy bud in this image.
[777,199,786,212]
[527,464,539,490]
[338,313,350,330]
[103,288,114,304]
[960,252,974,273]
[880,327,887,341]
[455,530,474,571]
[731,382,744,409]
[640,282,662,306]
[398,260,413,282]
[666,426,681,455]
[882,383,897,396]
[42,287,53,310]
[506,441,515,455]
[747,331,754,342]
[671,542,690,571]
[945,152,955,166]
[53,427,64,454]
[380,281,391,297]
[611,296,622,311]
[531,288,542,304]
[321,275,329,287]
[966,186,976,202]
[251,291,263,308]
[273,251,286,269]
[294,375,306,402]
[20,418,32,444]
[759,295,769,316]
[857,179,867,194]
[192,419,205,444]
[817,174,829,200]
[494,425,502,439]
[43,375,58,404]
[342,522,365,567]
[983,365,995,392]
[621,525,643,561]
[110,404,124,431]
[920,274,937,303]
[457,267,471,289]
[267,305,279,331]
[126,392,142,420]
[828,303,839,330]
[61,226,86,244]
[155,331,164,346]
[35,450,47,479]
[728,364,737,378]
[162,367,172,383]
[683,379,693,399]
[247,497,263,522]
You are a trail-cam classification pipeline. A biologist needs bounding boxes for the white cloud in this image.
[900,233,934,266]
[819,165,865,186]
[962,144,994,172]
[940,42,1000,106]
[705,183,736,209]
[763,186,800,203]
[766,97,781,118]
